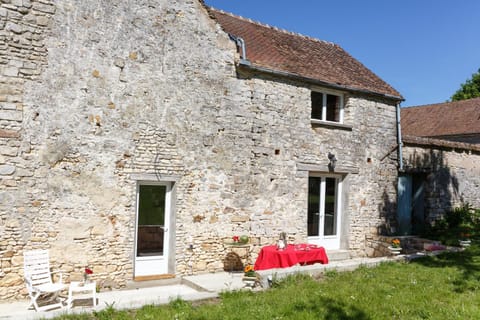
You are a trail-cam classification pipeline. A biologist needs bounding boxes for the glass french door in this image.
[308,175,342,249]
[134,183,171,277]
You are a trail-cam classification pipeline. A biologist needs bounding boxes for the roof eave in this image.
[238,60,404,102]
[402,135,480,153]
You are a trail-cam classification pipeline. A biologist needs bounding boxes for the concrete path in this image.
[0,256,402,320]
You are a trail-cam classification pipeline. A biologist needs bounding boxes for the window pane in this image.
[326,94,339,122]
[324,178,337,235]
[137,185,166,256]
[308,177,321,236]
[139,185,166,225]
[311,91,323,120]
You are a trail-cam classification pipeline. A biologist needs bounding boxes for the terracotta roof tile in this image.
[208,8,402,100]
[401,98,480,137]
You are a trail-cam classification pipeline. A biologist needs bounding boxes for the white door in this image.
[134,182,171,277]
[307,175,342,250]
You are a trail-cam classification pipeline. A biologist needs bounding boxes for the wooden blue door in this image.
[412,175,426,234]
[397,175,412,235]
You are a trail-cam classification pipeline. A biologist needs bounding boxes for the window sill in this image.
[310,119,353,131]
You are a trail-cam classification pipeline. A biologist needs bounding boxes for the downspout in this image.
[228,34,251,66]
[396,102,404,171]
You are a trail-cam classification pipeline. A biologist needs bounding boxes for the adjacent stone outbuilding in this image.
[0,0,403,300]
[398,101,480,235]
[398,135,480,232]
[402,98,480,144]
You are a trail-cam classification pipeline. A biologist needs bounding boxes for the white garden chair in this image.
[23,249,66,311]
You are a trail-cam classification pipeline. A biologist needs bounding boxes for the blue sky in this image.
[204,0,480,107]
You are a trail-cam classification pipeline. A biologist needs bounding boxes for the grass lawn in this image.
[54,245,480,320]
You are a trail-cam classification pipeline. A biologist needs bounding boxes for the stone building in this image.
[397,102,480,234]
[402,98,480,144]
[0,0,403,300]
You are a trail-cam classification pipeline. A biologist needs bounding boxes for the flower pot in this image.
[242,276,257,288]
[388,246,402,255]
[459,240,471,247]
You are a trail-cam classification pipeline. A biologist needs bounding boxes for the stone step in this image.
[125,276,211,292]
[402,237,439,252]
[326,250,351,261]
[125,277,181,290]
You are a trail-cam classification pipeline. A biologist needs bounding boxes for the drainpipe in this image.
[229,34,251,66]
[396,102,404,171]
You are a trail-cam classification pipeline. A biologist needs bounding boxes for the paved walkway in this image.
[0,256,402,320]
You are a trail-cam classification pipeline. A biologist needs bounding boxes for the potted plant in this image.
[388,238,402,255]
[84,267,93,283]
[242,264,257,287]
[230,235,249,245]
[459,232,472,247]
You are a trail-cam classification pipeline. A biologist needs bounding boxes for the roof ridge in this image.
[405,97,480,109]
[209,7,336,47]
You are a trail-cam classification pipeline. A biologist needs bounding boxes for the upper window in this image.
[311,91,344,123]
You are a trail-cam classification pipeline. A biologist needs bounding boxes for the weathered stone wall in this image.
[0,0,56,300]
[0,0,240,300]
[343,96,399,256]
[0,0,399,300]
[403,136,480,222]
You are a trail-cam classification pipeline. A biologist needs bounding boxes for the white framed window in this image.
[311,90,344,123]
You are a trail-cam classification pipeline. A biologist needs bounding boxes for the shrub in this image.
[423,204,480,245]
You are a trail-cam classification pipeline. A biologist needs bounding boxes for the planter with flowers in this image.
[459,232,471,247]
[84,267,93,283]
[242,264,257,287]
[229,235,249,245]
[388,239,402,255]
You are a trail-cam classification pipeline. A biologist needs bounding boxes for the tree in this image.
[451,68,480,101]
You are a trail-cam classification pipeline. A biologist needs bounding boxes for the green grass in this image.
[53,245,480,320]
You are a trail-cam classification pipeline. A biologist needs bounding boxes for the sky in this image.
[204,0,480,107]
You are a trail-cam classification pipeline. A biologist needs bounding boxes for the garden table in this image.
[67,281,97,309]
[254,244,328,270]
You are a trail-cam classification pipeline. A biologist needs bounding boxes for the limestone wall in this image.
[0,0,56,300]
[0,0,399,300]
[403,136,480,221]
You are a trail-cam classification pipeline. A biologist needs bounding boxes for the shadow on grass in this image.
[410,244,480,293]
[281,295,370,320]
[317,297,370,320]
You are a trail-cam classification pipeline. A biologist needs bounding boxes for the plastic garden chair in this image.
[23,249,66,311]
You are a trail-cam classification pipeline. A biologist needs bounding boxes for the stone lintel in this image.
[129,173,181,182]
[297,162,359,174]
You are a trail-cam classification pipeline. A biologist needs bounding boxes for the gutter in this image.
[396,103,404,171]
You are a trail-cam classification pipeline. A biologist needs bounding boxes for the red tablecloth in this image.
[254,244,329,270]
